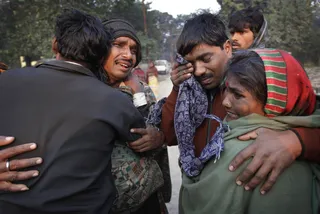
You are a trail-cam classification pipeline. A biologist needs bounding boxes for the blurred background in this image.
[0,0,319,69]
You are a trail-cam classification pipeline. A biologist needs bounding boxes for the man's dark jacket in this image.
[0,60,145,214]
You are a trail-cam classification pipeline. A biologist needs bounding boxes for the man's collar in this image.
[36,59,97,78]
[65,61,83,67]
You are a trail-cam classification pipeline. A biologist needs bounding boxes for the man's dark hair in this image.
[55,8,112,73]
[176,13,229,56]
[228,7,264,36]
[225,50,267,105]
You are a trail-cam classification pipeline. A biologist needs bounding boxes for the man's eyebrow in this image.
[113,40,125,44]
[130,44,137,49]
[196,52,213,60]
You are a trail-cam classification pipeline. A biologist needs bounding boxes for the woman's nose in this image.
[222,96,232,109]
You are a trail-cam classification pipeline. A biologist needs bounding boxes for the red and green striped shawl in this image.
[254,49,287,117]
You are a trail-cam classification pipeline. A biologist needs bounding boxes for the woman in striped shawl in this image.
[179,49,320,214]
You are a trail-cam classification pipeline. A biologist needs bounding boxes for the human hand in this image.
[229,128,301,195]
[170,62,193,90]
[128,127,164,152]
[124,73,143,94]
[0,136,42,192]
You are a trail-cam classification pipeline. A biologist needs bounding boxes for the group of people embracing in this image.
[0,7,319,214]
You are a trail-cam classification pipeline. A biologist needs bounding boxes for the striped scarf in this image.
[254,49,316,116]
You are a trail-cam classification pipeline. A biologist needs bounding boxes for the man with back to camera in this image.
[0,8,144,214]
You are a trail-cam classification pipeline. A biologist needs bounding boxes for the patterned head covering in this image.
[253,49,316,117]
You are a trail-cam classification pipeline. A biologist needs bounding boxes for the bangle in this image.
[133,92,147,107]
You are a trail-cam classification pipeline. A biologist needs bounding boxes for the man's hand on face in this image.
[123,73,143,94]
[170,62,193,90]
[0,136,42,192]
[128,126,164,152]
[228,128,302,195]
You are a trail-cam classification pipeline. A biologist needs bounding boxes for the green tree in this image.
[0,0,115,67]
[0,0,58,67]
[266,0,314,64]
[218,0,319,65]
[218,0,268,22]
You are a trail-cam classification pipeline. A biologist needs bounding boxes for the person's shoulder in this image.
[90,83,142,125]
[0,67,37,77]
[95,83,124,97]
[87,81,132,105]
[7,66,37,72]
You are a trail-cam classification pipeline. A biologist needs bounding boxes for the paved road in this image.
[157,74,181,214]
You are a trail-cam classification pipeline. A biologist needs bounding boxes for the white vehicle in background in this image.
[155,60,171,75]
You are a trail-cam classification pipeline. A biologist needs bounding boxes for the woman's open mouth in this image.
[226,111,238,121]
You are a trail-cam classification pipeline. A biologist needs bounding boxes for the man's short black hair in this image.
[228,7,264,36]
[176,13,229,56]
[55,8,112,72]
[225,50,267,105]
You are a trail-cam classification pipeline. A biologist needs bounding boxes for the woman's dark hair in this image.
[55,8,112,75]
[228,7,264,36]
[176,13,229,56]
[225,50,267,105]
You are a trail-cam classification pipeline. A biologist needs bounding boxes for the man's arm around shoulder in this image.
[161,88,179,146]
[292,127,320,162]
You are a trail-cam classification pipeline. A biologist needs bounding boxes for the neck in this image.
[110,81,121,88]
[105,75,121,88]
[106,71,131,89]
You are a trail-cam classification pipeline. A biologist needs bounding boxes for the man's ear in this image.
[223,39,232,57]
[224,40,232,57]
[52,37,58,55]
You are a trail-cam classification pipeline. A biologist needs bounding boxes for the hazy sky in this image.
[149,0,221,17]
